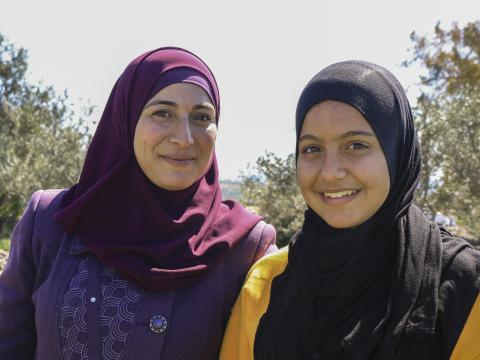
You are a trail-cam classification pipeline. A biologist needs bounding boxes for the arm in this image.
[220,247,289,360]
[219,270,261,360]
[449,293,480,359]
[0,192,42,358]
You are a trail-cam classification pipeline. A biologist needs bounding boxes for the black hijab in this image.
[254,61,479,359]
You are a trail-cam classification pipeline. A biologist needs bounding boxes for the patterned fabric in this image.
[100,267,140,360]
[59,259,89,360]
[59,258,141,360]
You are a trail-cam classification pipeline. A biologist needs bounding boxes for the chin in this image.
[149,176,194,191]
[161,181,194,191]
[324,216,362,229]
[327,222,353,229]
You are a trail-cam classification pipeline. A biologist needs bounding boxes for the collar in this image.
[68,235,89,255]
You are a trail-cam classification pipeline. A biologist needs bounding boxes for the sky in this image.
[0,0,479,179]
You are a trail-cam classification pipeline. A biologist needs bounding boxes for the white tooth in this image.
[324,190,356,198]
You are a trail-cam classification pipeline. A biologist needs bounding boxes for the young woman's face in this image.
[134,83,217,190]
[297,100,390,228]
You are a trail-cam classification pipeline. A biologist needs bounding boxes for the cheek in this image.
[133,120,169,168]
[362,156,390,203]
[133,123,147,160]
[376,173,390,204]
[296,159,316,192]
[198,128,217,154]
[136,121,168,146]
[134,128,152,159]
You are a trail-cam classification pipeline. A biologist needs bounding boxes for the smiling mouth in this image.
[160,155,195,166]
[322,190,358,199]
[320,190,360,205]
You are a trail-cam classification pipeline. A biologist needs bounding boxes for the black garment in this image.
[255,206,480,360]
[254,61,480,359]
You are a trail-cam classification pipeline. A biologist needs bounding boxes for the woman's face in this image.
[297,100,390,228]
[134,83,217,190]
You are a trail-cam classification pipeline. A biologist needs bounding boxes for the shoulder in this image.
[439,232,480,318]
[247,220,277,264]
[241,246,288,301]
[250,245,288,277]
[4,189,68,290]
[15,189,68,260]
[247,220,276,245]
[21,189,66,223]
[219,247,288,360]
[30,189,67,238]
[32,189,67,225]
[438,233,480,357]
[450,294,480,359]
[440,233,480,294]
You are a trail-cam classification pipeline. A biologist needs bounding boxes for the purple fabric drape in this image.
[55,47,261,292]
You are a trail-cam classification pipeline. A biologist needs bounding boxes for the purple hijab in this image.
[55,47,261,292]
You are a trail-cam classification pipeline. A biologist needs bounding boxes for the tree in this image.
[406,21,480,238]
[435,89,480,236]
[411,95,443,218]
[0,34,91,238]
[240,152,304,247]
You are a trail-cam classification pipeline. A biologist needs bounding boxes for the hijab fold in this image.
[55,48,261,292]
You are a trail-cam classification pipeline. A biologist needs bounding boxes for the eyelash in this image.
[301,142,370,154]
[152,109,171,118]
[152,110,213,123]
[346,142,369,150]
[193,113,213,122]
[302,145,320,154]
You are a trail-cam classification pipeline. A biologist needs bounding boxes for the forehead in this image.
[301,100,374,136]
[147,82,213,106]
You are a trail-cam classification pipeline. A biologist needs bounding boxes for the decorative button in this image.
[90,297,97,303]
[149,315,168,333]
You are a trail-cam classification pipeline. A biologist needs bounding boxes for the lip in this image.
[318,189,360,206]
[159,155,195,166]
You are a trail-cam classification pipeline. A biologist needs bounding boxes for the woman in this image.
[0,47,276,360]
[220,61,480,359]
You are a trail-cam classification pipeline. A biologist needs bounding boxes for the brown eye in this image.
[152,109,172,118]
[193,113,213,122]
[303,145,321,153]
[347,142,369,150]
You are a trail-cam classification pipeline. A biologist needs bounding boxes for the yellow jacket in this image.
[220,247,480,360]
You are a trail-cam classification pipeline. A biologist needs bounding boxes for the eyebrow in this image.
[340,130,376,138]
[145,100,177,108]
[298,134,321,142]
[144,100,215,112]
[299,130,376,142]
[192,103,215,111]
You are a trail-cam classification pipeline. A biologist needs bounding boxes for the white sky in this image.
[0,0,478,179]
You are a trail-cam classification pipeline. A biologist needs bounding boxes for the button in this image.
[149,315,168,333]
[90,297,97,303]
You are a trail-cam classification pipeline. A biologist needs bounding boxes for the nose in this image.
[319,150,347,182]
[170,116,194,148]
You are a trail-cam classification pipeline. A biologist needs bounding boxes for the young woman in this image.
[220,61,480,359]
[0,47,276,360]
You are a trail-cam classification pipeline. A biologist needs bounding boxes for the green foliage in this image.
[406,21,480,238]
[240,152,304,247]
[220,179,243,200]
[407,21,480,95]
[434,90,480,235]
[0,238,10,252]
[0,33,91,238]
